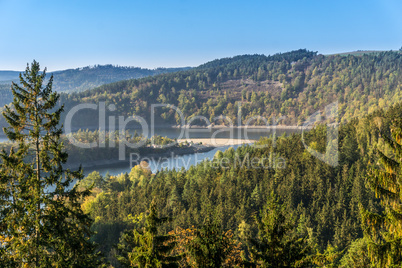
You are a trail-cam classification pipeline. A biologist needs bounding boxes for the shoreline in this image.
[0,125,310,139]
[172,125,311,130]
[64,138,258,172]
[177,138,256,147]
[64,144,216,171]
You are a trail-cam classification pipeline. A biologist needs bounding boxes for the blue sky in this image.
[0,0,401,71]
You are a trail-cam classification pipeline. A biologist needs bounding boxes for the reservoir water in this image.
[128,127,299,140]
[82,144,245,177]
[1,127,304,177]
[81,127,303,177]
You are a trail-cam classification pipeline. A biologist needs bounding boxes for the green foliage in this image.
[116,201,181,267]
[187,218,239,268]
[339,238,372,268]
[308,244,343,268]
[81,111,387,264]
[0,61,101,267]
[248,193,310,267]
[78,171,107,190]
[75,102,402,266]
[361,118,402,267]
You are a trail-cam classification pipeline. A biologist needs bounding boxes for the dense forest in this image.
[52,49,402,130]
[78,101,402,267]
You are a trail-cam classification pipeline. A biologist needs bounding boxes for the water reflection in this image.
[1,127,303,177]
[129,127,301,140]
[83,144,244,177]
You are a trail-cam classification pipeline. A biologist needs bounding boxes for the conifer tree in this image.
[116,201,181,267]
[0,61,101,267]
[186,218,240,268]
[248,192,310,267]
[361,119,402,267]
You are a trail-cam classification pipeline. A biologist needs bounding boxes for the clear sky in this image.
[0,0,401,71]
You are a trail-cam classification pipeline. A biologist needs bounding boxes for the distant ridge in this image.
[0,64,191,106]
[0,65,191,89]
[0,71,21,83]
[51,49,402,130]
[49,64,191,93]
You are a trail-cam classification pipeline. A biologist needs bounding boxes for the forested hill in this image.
[60,49,402,129]
[0,65,190,107]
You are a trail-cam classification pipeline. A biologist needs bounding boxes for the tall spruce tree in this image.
[248,192,310,267]
[0,61,101,267]
[116,201,181,267]
[186,218,239,268]
[361,119,402,267]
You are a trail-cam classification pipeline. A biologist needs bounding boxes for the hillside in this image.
[80,95,402,265]
[0,65,191,107]
[57,49,402,131]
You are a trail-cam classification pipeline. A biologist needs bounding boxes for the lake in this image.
[128,126,301,140]
[81,127,303,177]
[0,126,301,141]
[0,127,305,177]
[82,144,245,177]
